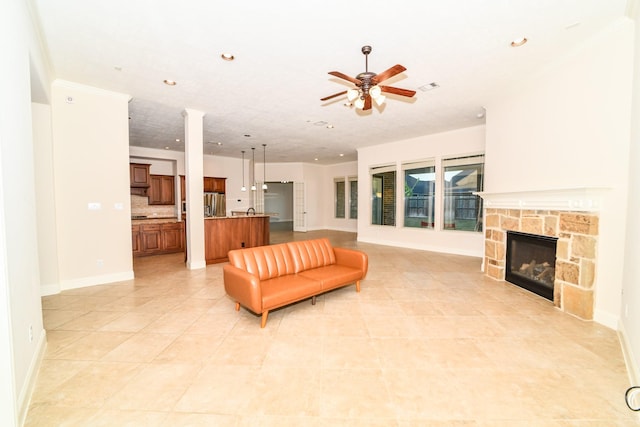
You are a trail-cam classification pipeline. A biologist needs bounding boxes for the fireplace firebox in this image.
[505,231,558,301]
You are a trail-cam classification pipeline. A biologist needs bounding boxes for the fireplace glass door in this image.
[505,231,558,301]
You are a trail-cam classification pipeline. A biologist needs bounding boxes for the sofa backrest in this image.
[286,238,336,273]
[228,243,297,280]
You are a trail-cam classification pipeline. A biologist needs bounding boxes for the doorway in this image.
[264,182,293,231]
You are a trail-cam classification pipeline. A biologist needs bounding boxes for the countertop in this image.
[204,214,271,220]
[131,216,181,225]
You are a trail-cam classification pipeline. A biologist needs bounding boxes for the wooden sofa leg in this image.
[261,311,269,328]
[311,295,316,305]
[356,280,361,292]
[235,302,240,311]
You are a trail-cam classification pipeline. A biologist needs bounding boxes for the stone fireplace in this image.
[478,189,602,321]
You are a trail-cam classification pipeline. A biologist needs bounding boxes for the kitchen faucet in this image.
[246,207,256,215]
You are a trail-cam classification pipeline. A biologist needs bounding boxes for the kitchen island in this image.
[204,215,270,264]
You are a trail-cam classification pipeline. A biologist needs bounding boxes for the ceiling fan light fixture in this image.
[354,97,365,109]
[373,94,386,107]
[347,89,360,102]
[370,85,381,98]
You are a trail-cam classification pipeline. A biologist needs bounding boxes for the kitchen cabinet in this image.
[204,177,226,193]
[130,163,151,196]
[131,225,141,255]
[141,224,162,254]
[133,221,184,257]
[161,222,184,251]
[180,176,225,200]
[149,174,175,205]
[204,216,269,264]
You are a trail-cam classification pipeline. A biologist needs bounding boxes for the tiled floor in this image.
[27,230,639,426]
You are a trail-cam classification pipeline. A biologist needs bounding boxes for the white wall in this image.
[51,80,134,290]
[32,103,60,295]
[357,125,486,257]
[485,18,634,328]
[0,0,48,424]
[621,3,640,385]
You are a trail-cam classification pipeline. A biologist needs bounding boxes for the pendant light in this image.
[262,144,268,190]
[250,148,257,191]
[240,150,246,192]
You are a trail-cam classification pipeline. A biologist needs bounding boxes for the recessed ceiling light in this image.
[175,138,180,142]
[221,53,235,61]
[163,79,177,86]
[314,158,319,161]
[164,146,170,150]
[510,37,528,47]
[419,82,439,92]
[339,153,344,157]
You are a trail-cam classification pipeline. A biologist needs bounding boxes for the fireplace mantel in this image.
[476,187,608,212]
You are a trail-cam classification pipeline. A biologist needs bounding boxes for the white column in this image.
[183,108,206,270]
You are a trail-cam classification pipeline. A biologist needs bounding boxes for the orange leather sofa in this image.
[223,238,368,327]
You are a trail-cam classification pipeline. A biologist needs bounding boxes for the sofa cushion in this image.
[261,274,322,310]
[299,265,364,291]
[228,243,296,280]
[286,238,336,273]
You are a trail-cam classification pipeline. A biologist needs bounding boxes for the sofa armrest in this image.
[223,265,263,314]
[333,247,368,279]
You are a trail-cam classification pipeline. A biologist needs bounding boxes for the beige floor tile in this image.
[27,230,637,426]
[48,331,134,360]
[106,362,201,411]
[101,332,178,362]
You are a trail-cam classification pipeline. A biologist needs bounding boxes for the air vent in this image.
[419,82,440,92]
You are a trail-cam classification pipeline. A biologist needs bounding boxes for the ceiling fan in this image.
[321,45,416,111]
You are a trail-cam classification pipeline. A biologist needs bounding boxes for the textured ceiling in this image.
[32,0,628,164]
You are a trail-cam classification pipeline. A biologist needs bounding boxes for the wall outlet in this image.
[28,325,33,342]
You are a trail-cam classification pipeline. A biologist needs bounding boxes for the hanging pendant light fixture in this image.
[250,148,257,191]
[262,144,268,190]
[240,150,246,192]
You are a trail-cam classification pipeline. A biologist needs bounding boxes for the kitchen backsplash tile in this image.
[131,195,176,217]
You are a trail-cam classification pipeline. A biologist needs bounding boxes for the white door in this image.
[293,181,306,232]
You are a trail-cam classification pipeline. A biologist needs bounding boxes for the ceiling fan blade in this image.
[372,64,407,84]
[379,85,416,98]
[328,71,361,86]
[320,90,348,101]
[363,95,372,110]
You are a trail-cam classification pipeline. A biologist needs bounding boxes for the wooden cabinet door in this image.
[203,177,215,192]
[130,164,150,187]
[141,224,162,253]
[161,223,184,251]
[131,225,141,254]
[149,175,175,205]
[212,178,226,193]
[180,175,185,201]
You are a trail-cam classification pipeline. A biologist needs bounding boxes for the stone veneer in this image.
[484,209,599,320]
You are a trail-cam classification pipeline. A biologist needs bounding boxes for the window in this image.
[349,177,358,219]
[335,179,345,218]
[371,165,396,226]
[442,154,484,232]
[403,160,435,229]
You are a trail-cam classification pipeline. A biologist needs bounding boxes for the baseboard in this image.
[619,320,640,386]
[60,270,134,291]
[187,260,206,270]
[18,329,46,426]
